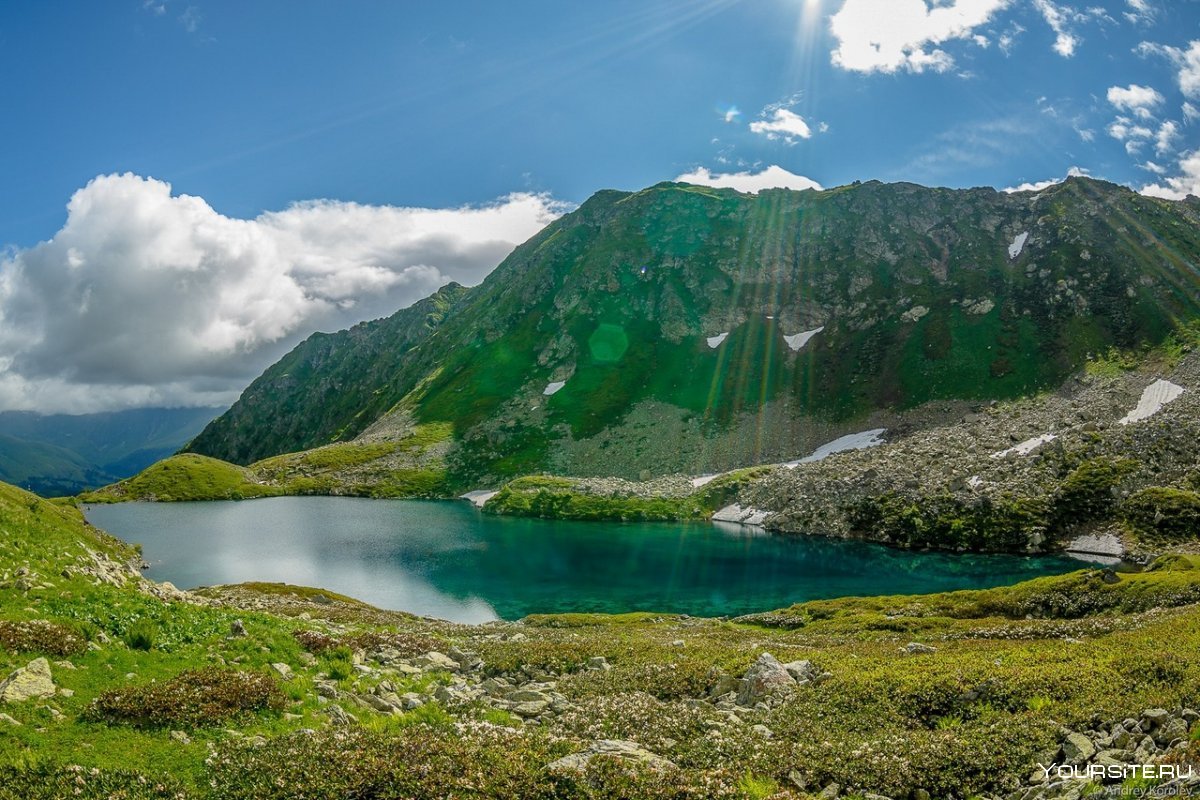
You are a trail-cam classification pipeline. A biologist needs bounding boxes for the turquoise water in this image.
[86,497,1094,624]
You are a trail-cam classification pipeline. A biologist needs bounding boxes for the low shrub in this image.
[292,627,441,657]
[1121,487,1200,542]
[123,620,157,651]
[0,619,86,656]
[846,492,1049,552]
[0,765,186,800]
[83,667,284,729]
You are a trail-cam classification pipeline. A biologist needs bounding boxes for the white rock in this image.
[901,306,930,323]
[690,474,721,488]
[783,326,824,352]
[1008,231,1029,259]
[784,429,887,467]
[1118,379,1184,425]
[706,332,729,349]
[543,381,566,396]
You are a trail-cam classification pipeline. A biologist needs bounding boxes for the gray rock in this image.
[360,694,399,713]
[736,653,795,705]
[510,700,550,717]
[586,656,611,671]
[0,713,20,726]
[229,619,247,638]
[414,651,459,672]
[1153,716,1188,746]
[0,658,55,703]
[170,730,191,744]
[270,663,293,680]
[546,739,676,773]
[782,659,819,682]
[902,642,937,655]
[1062,731,1096,764]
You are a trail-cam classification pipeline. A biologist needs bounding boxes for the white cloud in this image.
[674,165,823,194]
[0,173,566,413]
[722,106,741,123]
[1140,160,1167,175]
[1108,116,1154,148]
[829,0,1011,74]
[1137,40,1200,99]
[1155,120,1180,155]
[1106,84,1164,119]
[1141,149,1200,199]
[749,109,814,143]
[1001,165,1090,193]
[1124,0,1155,24]
[1033,0,1080,57]
[1184,102,1200,122]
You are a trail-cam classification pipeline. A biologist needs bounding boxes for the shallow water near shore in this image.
[86,497,1096,623]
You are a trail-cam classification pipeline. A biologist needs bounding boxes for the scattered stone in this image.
[1062,731,1096,764]
[270,663,293,680]
[546,740,676,773]
[736,653,795,706]
[511,700,550,717]
[586,656,611,671]
[170,730,191,745]
[229,619,247,637]
[0,658,55,703]
[0,713,20,726]
[902,642,937,655]
[414,651,459,672]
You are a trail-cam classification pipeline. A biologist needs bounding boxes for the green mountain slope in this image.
[187,177,1200,487]
[186,283,468,465]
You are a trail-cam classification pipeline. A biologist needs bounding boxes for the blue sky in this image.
[2,0,1197,246]
[0,0,1198,413]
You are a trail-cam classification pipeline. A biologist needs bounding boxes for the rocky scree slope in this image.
[184,177,1200,489]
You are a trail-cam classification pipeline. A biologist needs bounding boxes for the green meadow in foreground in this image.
[3,480,1200,799]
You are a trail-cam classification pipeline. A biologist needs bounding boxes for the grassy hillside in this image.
[186,283,468,465]
[6,479,1200,798]
[83,422,454,503]
[186,178,1200,488]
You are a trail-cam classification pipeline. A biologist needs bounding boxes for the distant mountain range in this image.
[180,177,1200,492]
[0,407,219,495]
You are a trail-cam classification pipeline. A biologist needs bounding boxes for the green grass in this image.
[80,454,280,503]
[82,424,454,503]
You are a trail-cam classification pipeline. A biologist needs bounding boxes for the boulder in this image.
[586,656,610,671]
[782,659,819,682]
[0,658,55,703]
[546,739,675,773]
[1062,731,1096,764]
[414,651,459,672]
[736,653,795,706]
[510,700,550,717]
[902,642,937,655]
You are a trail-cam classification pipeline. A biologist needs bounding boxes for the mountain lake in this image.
[86,496,1099,623]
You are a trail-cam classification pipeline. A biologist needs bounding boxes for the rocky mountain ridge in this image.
[184,176,1200,488]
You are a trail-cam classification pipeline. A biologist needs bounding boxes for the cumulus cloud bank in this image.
[674,165,823,194]
[829,0,1009,74]
[0,173,566,414]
